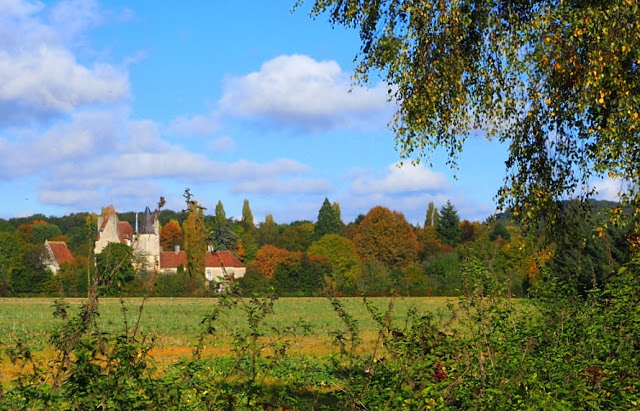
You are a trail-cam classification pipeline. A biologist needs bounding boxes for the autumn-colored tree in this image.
[353,206,419,269]
[249,245,301,279]
[278,223,314,252]
[332,202,342,222]
[417,226,443,260]
[183,194,207,279]
[160,219,183,251]
[50,234,70,243]
[16,223,33,245]
[308,234,360,293]
[460,220,480,243]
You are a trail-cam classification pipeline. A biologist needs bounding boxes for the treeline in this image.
[0,198,630,298]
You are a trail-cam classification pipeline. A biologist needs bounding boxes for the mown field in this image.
[0,296,463,382]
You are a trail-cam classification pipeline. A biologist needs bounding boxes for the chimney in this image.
[175,245,180,254]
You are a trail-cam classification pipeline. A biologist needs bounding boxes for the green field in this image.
[0,296,457,345]
[0,296,460,374]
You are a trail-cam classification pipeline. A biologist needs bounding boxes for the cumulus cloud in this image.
[168,113,218,137]
[0,0,129,126]
[219,54,392,132]
[0,109,124,177]
[337,162,495,224]
[232,177,333,195]
[350,162,449,195]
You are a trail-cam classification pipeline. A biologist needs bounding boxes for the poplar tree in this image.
[182,192,207,278]
[241,199,255,231]
[425,201,439,228]
[214,200,227,228]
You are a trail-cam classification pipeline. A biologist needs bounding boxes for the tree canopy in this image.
[182,195,207,278]
[353,206,419,269]
[314,198,343,240]
[300,0,640,238]
[241,199,255,232]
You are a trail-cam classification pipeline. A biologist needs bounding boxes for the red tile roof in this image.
[118,221,133,244]
[159,250,243,269]
[159,250,187,268]
[47,241,74,266]
[208,250,243,268]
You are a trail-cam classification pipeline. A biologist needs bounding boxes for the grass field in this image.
[0,296,461,381]
[0,296,459,346]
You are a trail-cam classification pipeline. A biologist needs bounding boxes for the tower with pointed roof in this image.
[132,206,160,271]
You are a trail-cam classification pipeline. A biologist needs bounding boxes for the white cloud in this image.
[0,109,124,177]
[219,54,392,132]
[592,178,623,201]
[0,47,129,122]
[209,136,235,152]
[49,0,102,43]
[0,0,43,17]
[39,188,104,206]
[350,162,449,195]
[0,0,129,126]
[232,177,333,195]
[225,158,310,180]
[337,162,495,224]
[168,113,218,137]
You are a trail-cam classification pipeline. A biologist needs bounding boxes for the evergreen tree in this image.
[314,198,342,240]
[436,201,462,247]
[489,221,511,242]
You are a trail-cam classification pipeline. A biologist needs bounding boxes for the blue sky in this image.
[0,0,618,225]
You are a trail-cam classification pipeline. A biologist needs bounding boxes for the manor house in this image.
[94,205,244,283]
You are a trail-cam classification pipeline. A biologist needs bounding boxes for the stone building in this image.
[43,240,74,274]
[94,205,244,284]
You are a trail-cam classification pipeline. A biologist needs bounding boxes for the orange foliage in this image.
[250,245,301,278]
[526,248,552,284]
[160,220,183,251]
[353,206,419,269]
[51,234,69,243]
